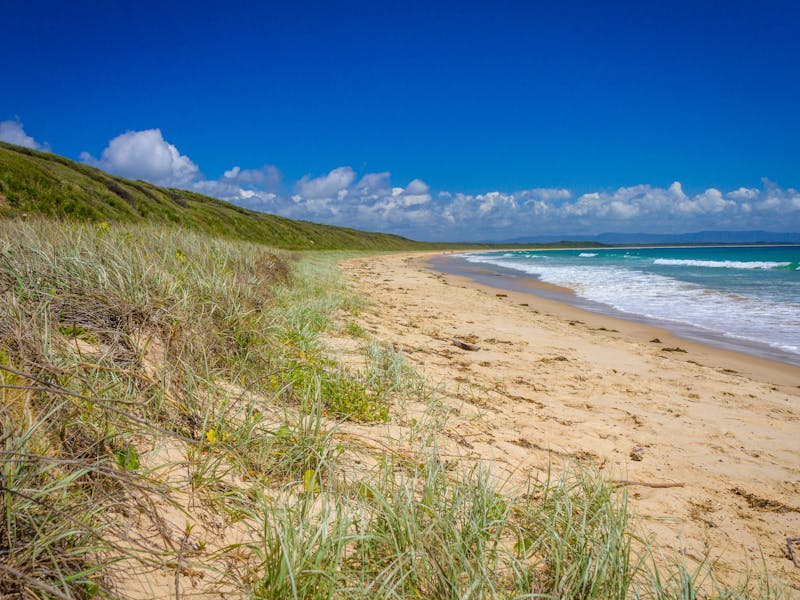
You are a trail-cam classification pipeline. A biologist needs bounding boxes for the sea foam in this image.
[653,258,792,270]
[463,252,800,359]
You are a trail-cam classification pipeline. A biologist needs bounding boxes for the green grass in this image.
[0,219,413,596]
[0,219,790,599]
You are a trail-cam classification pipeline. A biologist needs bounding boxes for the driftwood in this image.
[611,479,685,489]
[786,538,800,568]
[452,338,480,351]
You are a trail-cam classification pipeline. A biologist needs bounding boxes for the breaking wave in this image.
[653,259,792,270]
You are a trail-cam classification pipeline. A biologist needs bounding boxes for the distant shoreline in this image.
[444,242,800,251]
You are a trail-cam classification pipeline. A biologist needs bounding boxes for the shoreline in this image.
[432,251,800,369]
[339,251,800,588]
[450,243,800,251]
[428,253,800,387]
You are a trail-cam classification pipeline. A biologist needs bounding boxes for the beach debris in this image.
[452,338,480,351]
[495,293,508,298]
[630,445,644,461]
[731,487,800,513]
[611,479,685,489]
[661,346,687,353]
[539,355,569,363]
[787,538,800,568]
[650,338,662,343]
[445,430,475,449]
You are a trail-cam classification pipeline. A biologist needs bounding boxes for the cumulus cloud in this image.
[78,128,285,210]
[191,163,284,208]
[191,177,280,208]
[0,119,50,151]
[227,171,800,240]
[76,127,800,241]
[727,187,759,200]
[223,164,282,187]
[398,179,432,206]
[80,129,200,187]
[420,181,800,240]
[296,167,357,199]
[676,188,733,215]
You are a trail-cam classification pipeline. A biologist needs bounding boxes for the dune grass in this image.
[0,218,790,599]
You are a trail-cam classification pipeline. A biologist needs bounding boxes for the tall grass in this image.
[0,219,790,598]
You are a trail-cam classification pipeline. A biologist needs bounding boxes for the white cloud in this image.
[522,188,572,201]
[727,187,759,200]
[78,128,284,210]
[386,179,432,208]
[296,167,356,199]
[418,181,800,240]
[75,127,800,240]
[222,164,282,187]
[668,181,687,198]
[608,200,640,219]
[80,129,200,187]
[676,188,732,215]
[0,119,49,151]
[191,176,281,209]
[356,172,392,192]
[404,178,429,195]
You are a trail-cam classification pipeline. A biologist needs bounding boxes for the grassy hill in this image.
[0,142,442,250]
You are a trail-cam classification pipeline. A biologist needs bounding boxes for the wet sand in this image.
[433,252,800,368]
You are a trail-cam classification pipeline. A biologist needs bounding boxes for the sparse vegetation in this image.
[0,219,790,598]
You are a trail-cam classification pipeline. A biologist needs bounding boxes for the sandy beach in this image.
[339,252,800,590]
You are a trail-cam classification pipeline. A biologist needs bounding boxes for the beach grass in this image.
[0,218,790,598]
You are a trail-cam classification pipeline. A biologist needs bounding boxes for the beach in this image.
[340,251,800,589]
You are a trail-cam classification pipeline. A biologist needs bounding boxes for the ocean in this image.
[460,245,800,365]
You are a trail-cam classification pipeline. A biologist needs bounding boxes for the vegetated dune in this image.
[0,141,436,250]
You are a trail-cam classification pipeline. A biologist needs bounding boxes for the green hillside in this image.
[0,142,437,250]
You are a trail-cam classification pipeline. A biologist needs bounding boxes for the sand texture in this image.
[339,252,800,590]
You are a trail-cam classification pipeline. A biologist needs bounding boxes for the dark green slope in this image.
[0,142,438,250]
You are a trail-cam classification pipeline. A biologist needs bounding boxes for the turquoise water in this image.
[462,246,800,364]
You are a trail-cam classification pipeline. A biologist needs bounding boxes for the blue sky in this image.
[2,0,799,240]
